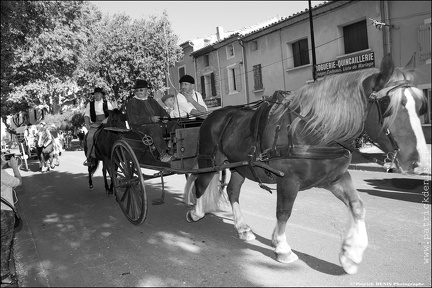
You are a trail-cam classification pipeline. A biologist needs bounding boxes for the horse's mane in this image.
[271,65,424,146]
[268,69,376,146]
[106,109,127,128]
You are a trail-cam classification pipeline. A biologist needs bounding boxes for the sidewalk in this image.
[348,144,431,175]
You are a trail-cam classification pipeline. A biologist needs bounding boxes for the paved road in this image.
[9,147,432,287]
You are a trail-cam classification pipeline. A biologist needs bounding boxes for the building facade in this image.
[173,0,431,135]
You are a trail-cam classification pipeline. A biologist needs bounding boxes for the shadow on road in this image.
[245,233,346,276]
[358,178,430,204]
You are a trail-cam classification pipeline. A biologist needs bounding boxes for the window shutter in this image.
[200,76,206,98]
[343,20,368,54]
[211,73,216,96]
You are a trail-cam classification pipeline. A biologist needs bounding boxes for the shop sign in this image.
[316,51,375,78]
[204,97,221,108]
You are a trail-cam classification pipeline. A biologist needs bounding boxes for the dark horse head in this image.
[184,53,429,275]
[84,109,127,193]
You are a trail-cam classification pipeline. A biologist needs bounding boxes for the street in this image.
[9,144,432,287]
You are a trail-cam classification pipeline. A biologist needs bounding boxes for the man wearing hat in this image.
[174,74,208,118]
[126,79,177,162]
[83,87,118,166]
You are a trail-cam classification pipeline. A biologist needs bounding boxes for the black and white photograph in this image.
[1,1,431,287]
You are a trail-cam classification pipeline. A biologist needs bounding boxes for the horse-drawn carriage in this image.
[92,115,259,226]
[87,54,429,275]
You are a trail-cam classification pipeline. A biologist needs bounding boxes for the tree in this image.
[2,2,183,133]
[1,1,97,129]
[76,11,182,106]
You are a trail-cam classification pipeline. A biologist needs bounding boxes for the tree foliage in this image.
[76,11,182,106]
[2,1,182,132]
[1,1,96,129]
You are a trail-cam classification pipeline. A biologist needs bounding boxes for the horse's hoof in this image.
[275,251,299,264]
[339,253,359,274]
[239,230,256,241]
[186,211,202,222]
[186,211,194,222]
[106,190,113,196]
[89,185,94,191]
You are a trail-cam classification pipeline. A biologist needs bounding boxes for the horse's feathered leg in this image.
[102,160,113,196]
[326,171,367,275]
[48,151,54,169]
[88,161,99,190]
[272,176,300,263]
[228,170,255,241]
[186,171,229,222]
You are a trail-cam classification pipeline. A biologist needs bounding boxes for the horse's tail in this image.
[184,167,230,219]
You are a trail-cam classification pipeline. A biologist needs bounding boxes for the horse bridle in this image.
[365,80,413,170]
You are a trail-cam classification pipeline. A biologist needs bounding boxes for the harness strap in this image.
[260,145,350,161]
[247,146,275,193]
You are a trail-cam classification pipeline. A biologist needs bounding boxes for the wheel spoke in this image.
[111,140,147,225]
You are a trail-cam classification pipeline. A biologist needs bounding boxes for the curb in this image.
[348,163,388,173]
[348,163,432,176]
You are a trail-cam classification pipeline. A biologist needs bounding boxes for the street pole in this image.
[308,0,317,81]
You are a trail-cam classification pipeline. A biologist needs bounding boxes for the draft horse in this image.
[185,53,429,274]
[36,128,55,172]
[84,109,127,193]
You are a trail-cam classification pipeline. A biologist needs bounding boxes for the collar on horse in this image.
[251,92,352,162]
[213,92,351,193]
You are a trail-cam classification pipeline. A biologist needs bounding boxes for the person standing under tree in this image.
[83,87,117,166]
[23,123,36,156]
[1,154,22,287]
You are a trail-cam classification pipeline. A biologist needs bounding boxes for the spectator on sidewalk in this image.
[1,154,22,287]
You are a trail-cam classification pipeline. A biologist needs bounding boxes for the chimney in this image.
[216,26,224,40]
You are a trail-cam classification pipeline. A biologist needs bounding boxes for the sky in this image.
[91,1,326,43]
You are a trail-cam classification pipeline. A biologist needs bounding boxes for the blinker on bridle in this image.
[367,80,412,171]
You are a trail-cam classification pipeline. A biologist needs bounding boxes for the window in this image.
[204,54,210,66]
[253,64,263,91]
[418,18,431,63]
[226,44,235,59]
[178,66,185,80]
[343,20,368,54]
[227,66,237,93]
[251,41,258,51]
[292,38,310,67]
[200,73,217,98]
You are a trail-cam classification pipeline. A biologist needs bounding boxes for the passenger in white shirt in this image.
[83,87,117,166]
[173,75,208,119]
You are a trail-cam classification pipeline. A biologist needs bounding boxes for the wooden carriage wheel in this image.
[111,140,147,225]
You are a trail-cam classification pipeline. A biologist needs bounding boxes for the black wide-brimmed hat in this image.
[179,75,194,84]
[92,87,105,95]
[134,79,149,89]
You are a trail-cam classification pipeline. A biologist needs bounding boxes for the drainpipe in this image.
[279,29,287,91]
[239,38,250,104]
[380,1,391,56]
[308,0,317,81]
[216,48,223,107]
